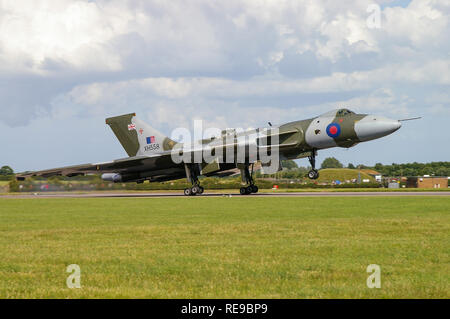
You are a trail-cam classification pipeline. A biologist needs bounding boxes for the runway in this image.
[1,191,450,199]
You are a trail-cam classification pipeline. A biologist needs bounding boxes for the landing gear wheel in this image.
[184,164,204,196]
[239,163,259,195]
[307,150,319,180]
[308,170,319,180]
[191,185,200,195]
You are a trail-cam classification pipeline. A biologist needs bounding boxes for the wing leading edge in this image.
[16,152,177,181]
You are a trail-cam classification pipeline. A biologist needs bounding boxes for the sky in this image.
[0,0,449,172]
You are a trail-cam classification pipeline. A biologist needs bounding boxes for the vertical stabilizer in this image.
[106,113,175,157]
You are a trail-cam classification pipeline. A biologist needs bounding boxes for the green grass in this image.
[6,187,449,197]
[0,197,448,299]
[277,188,450,192]
[316,168,375,182]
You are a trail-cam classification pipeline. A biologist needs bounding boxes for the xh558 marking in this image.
[17,109,409,196]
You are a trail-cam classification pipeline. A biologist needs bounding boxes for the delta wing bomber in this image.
[17,109,409,195]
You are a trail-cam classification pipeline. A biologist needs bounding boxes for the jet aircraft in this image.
[17,109,405,195]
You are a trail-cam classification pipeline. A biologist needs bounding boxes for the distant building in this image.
[361,169,382,183]
[406,177,449,189]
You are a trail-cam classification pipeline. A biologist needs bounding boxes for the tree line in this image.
[368,161,450,177]
[269,159,450,178]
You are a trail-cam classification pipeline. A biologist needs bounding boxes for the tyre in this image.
[308,170,319,180]
[184,188,192,196]
[191,186,199,195]
[240,187,247,195]
[251,185,259,193]
[198,186,204,194]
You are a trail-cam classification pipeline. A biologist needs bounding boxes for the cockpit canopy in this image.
[337,108,355,116]
[320,108,355,117]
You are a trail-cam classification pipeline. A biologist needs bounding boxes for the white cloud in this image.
[0,0,131,74]
[55,56,449,109]
[0,0,447,81]
[383,0,449,49]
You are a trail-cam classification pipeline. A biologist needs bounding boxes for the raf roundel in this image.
[326,123,341,138]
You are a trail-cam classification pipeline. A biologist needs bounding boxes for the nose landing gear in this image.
[307,150,320,180]
[308,169,319,179]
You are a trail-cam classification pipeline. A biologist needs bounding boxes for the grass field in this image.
[0,196,448,299]
[4,187,449,197]
[315,168,375,182]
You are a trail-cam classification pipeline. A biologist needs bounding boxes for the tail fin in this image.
[106,113,175,157]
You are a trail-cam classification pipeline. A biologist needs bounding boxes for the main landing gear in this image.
[184,184,204,196]
[239,163,259,195]
[307,150,319,180]
[184,164,204,196]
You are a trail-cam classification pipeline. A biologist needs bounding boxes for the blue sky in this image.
[0,0,448,172]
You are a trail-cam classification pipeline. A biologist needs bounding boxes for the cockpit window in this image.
[319,108,356,118]
[337,108,355,116]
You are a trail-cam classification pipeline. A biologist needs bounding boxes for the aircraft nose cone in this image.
[355,115,402,142]
[386,119,402,132]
